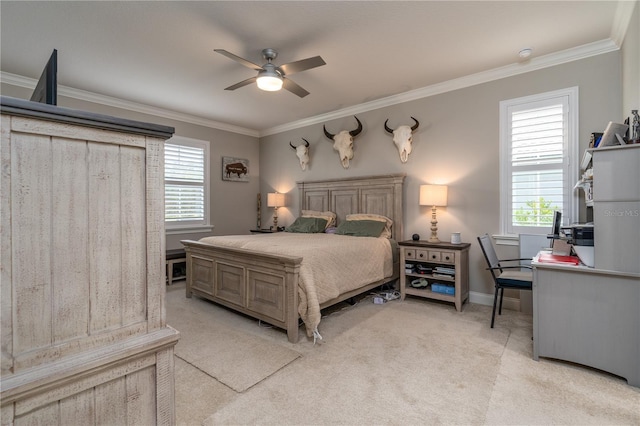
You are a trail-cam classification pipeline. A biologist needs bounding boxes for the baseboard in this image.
[469,291,521,312]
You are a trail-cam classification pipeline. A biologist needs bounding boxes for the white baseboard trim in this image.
[469,291,521,312]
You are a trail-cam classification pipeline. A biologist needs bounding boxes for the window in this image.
[499,87,578,236]
[164,136,211,232]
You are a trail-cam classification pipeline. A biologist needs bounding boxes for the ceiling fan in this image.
[214,48,326,98]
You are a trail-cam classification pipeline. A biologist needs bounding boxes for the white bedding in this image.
[198,232,393,337]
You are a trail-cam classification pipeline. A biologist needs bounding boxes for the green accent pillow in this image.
[335,220,387,237]
[285,217,328,233]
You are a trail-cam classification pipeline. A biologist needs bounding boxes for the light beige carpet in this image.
[166,285,301,392]
[204,300,512,425]
[168,282,640,425]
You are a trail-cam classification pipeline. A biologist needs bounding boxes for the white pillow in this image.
[346,213,393,238]
[302,210,336,229]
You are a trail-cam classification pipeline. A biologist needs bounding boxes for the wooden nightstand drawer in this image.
[415,249,429,260]
[440,251,455,264]
[404,249,416,259]
[427,250,441,262]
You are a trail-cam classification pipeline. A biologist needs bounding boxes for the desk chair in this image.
[477,234,533,328]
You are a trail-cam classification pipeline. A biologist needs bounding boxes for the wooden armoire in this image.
[1,97,180,424]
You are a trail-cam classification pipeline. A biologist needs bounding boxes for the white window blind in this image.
[164,137,210,228]
[511,103,564,227]
[500,87,578,236]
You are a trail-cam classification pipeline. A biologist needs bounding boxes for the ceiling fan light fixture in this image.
[257,70,283,91]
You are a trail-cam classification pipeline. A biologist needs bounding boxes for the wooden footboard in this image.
[182,239,303,343]
[182,238,399,343]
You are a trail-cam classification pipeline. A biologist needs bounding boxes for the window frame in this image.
[499,87,579,239]
[164,135,212,234]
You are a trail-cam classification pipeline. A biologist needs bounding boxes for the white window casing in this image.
[499,87,579,241]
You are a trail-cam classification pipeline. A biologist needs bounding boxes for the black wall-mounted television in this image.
[30,49,57,105]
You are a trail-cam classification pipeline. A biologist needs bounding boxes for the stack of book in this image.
[537,252,580,265]
[432,266,455,280]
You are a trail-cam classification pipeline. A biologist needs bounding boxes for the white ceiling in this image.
[1,1,635,136]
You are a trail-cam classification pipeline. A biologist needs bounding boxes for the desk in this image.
[532,255,640,387]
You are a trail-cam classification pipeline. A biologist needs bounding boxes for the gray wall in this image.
[3,45,634,302]
[0,83,261,250]
[622,3,639,118]
[258,52,623,299]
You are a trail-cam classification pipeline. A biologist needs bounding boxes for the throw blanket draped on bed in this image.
[198,233,393,337]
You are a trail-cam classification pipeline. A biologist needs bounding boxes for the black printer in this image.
[561,223,594,246]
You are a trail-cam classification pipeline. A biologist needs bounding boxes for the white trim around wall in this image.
[469,290,521,312]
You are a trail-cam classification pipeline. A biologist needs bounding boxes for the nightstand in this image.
[399,240,470,311]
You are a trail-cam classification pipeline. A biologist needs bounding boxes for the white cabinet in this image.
[590,144,640,274]
[1,97,179,424]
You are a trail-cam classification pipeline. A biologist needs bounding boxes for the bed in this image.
[181,174,405,343]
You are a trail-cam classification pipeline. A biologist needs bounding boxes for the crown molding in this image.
[259,38,619,137]
[0,72,260,138]
[1,37,619,139]
[611,0,637,46]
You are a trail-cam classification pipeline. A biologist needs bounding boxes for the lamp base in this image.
[272,207,279,231]
[428,206,440,243]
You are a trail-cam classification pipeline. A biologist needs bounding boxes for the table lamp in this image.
[267,192,286,231]
[420,184,448,243]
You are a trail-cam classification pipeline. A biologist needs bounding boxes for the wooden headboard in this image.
[297,174,405,240]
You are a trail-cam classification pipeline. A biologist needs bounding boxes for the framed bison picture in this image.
[222,156,249,182]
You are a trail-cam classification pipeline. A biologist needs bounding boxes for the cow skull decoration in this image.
[384,117,420,163]
[289,138,310,171]
[323,116,363,169]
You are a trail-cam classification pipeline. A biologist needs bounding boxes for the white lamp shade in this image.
[420,184,448,207]
[257,74,283,91]
[267,192,286,208]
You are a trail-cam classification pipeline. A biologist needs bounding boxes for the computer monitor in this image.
[549,210,562,248]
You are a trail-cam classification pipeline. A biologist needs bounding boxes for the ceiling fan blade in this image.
[278,56,326,76]
[214,49,262,70]
[224,76,257,91]
[282,78,310,98]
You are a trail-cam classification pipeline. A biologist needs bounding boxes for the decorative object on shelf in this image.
[631,110,640,144]
[589,132,603,148]
[450,232,461,244]
[222,156,249,182]
[257,193,261,229]
[412,233,420,241]
[290,138,310,170]
[267,192,286,231]
[420,184,448,243]
[384,116,420,163]
[323,116,363,169]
